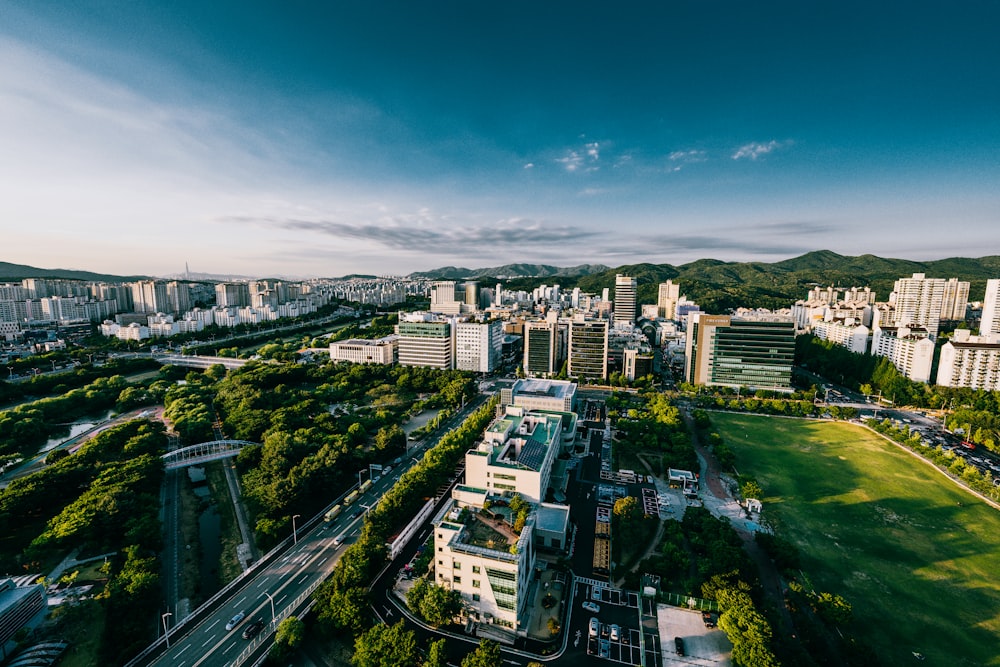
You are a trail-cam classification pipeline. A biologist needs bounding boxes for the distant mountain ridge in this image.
[0,261,146,283]
[408,263,610,280]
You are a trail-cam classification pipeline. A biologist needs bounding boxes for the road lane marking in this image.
[178,645,190,656]
[207,619,220,630]
[298,574,309,584]
[318,556,328,565]
[202,636,214,647]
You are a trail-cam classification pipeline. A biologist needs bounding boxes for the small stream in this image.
[188,467,222,595]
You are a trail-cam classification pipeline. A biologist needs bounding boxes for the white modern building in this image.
[614,274,637,326]
[500,378,576,413]
[657,280,680,320]
[455,320,503,373]
[812,319,870,354]
[871,325,935,383]
[465,406,563,504]
[330,336,398,365]
[981,279,1000,340]
[936,329,1000,390]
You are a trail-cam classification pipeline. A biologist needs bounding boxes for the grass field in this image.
[713,413,1000,666]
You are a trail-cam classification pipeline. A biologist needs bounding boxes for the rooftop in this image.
[511,378,576,400]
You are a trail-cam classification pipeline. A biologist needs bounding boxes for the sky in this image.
[1,1,999,278]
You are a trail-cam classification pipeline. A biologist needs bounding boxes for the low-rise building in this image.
[330,335,398,365]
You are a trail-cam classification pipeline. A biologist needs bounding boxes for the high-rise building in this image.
[979,279,1000,340]
[567,317,608,382]
[215,283,251,308]
[614,274,637,325]
[890,273,959,338]
[455,320,503,373]
[871,325,935,383]
[807,286,839,303]
[131,280,169,313]
[523,321,560,377]
[464,281,480,308]
[936,329,1000,390]
[396,318,453,369]
[684,314,795,392]
[430,281,462,314]
[941,278,970,322]
[166,281,192,314]
[657,280,680,319]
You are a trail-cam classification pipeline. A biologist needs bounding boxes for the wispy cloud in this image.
[523,162,535,169]
[732,140,790,160]
[668,149,706,162]
[221,214,600,255]
[555,140,602,172]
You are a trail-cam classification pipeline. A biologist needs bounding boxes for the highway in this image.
[138,396,488,667]
[151,472,390,667]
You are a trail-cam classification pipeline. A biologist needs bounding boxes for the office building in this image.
[500,379,577,413]
[657,280,680,320]
[567,317,608,382]
[430,281,463,315]
[396,315,453,369]
[613,274,637,325]
[523,320,560,377]
[455,320,503,373]
[871,325,935,383]
[684,313,795,392]
[623,347,654,381]
[330,336,398,365]
[936,329,1000,390]
[0,578,46,657]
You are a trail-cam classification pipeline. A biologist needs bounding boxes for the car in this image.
[350,510,361,519]
[591,586,602,601]
[225,611,246,631]
[675,636,686,656]
[599,640,611,658]
[589,617,599,638]
[609,624,620,642]
[582,601,600,613]
[242,618,266,639]
[702,611,716,627]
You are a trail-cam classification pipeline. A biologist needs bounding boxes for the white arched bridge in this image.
[162,440,259,470]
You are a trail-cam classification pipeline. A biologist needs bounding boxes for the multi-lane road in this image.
[139,396,488,667]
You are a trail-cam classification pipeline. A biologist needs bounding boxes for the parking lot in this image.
[656,604,732,665]
[577,581,664,666]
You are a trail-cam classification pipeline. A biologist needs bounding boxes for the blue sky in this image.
[1,1,998,278]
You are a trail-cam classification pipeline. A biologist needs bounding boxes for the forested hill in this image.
[0,261,144,282]
[478,251,1000,313]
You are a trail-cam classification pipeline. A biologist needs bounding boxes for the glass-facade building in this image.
[686,314,795,392]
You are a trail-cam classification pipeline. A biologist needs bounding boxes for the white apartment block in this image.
[941,278,970,322]
[981,279,1000,340]
[329,336,398,365]
[812,320,870,355]
[889,273,952,338]
[871,325,935,383]
[455,320,502,373]
[936,330,1000,390]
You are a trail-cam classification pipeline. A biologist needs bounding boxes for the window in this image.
[454,576,462,584]
[472,580,480,588]
[472,565,481,574]
[453,562,461,569]
[438,547,443,552]
[438,560,443,565]
[472,594,480,602]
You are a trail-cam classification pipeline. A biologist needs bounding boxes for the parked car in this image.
[675,636,686,656]
[582,601,600,613]
[225,611,246,631]
[599,640,611,658]
[589,617,599,638]
[609,624,620,642]
[242,618,266,639]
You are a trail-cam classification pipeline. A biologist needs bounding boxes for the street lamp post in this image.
[264,591,276,621]
[292,514,301,545]
[161,612,173,648]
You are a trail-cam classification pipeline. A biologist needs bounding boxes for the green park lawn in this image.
[713,413,1000,666]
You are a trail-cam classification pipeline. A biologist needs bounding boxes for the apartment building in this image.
[871,325,935,383]
[812,319,870,354]
[936,329,1000,390]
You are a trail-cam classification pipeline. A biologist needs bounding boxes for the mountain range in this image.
[4,252,999,313]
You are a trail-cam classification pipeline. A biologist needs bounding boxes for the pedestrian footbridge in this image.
[162,440,259,470]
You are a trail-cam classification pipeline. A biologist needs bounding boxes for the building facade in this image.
[396,320,453,369]
[613,274,637,326]
[330,336,398,365]
[684,314,795,392]
[871,325,935,383]
[936,330,1000,390]
[567,317,608,382]
[455,320,503,373]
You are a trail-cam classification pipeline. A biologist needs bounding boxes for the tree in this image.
[740,479,763,501]
[461,640,501,667]
[352,621,419,667]
[425,638,449,667]
[407,578,461,627]
[270,616,305,661]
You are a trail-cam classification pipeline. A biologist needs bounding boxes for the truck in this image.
[324,504,342,522]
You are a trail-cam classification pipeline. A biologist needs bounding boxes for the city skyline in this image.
[2,2,999,278]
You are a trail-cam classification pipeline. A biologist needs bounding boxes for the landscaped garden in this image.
[713,413,1000,665]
